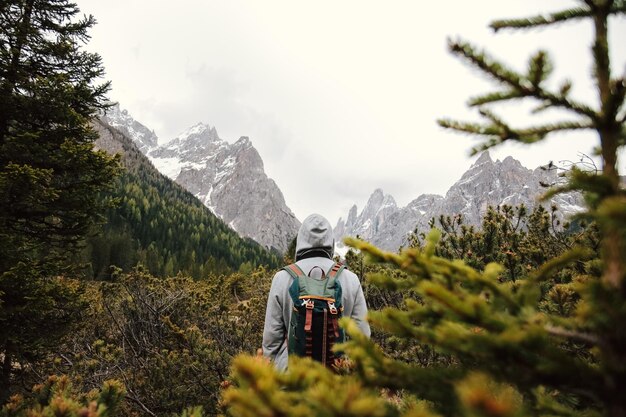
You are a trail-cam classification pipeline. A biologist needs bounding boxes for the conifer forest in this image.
[1,1,625,417]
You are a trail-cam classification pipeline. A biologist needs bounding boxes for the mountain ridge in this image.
[91,118,281,278]
[101,105,300,252]
[335,151,584,253]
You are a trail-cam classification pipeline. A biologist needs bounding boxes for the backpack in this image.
[284,262,345,367]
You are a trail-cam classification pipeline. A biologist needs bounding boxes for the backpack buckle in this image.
[302,299,314,309]
[328,301,338,315]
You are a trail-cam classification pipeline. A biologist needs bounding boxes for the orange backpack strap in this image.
[283,263,306,279]
[327,262,346,279]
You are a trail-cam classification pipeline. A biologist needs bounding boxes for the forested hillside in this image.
[86,121,281,279]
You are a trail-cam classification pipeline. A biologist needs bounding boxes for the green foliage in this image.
[222,355,400,417]
[341,235,605,407]
[0,268,84,369]
[0,375,126,417]
[283,235,298,265]
[178,406,205,417]
[28,267,274,416]
[0,0,119,401]
[411,205,598,284]
[345,252,451,369]
[0,0,119,274]
[223,226,609,416]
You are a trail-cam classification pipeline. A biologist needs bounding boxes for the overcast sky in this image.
[75,0,626,225]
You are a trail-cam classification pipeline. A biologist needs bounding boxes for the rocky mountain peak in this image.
[235,136,251,147]
[169,123,223,151]
[364,188,384,210]
[181,122,208,137]
[100,104,158,154]
[335,154,584,253]
[100,106,300,253]
[453,152,496,189]
[346,205,358,228]
[474,150,493,165]
[336,189,398,244]
[502,155,523,169]
[175,122,220,144]
[363,189,397,214]
[152,123,226,164]
[232,139,264,174]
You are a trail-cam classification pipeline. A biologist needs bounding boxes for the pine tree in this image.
[222,2,626,417]
[0,0,119,401]
[0,375,126,417]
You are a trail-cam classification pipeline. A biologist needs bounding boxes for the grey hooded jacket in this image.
[262,214,371,370]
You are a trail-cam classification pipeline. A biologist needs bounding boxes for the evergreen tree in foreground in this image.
[0,0,119,401]
[1,376,126,417]
[222,2,625,417]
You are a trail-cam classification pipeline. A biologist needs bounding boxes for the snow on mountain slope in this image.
[101,106,300,252]
[101,104,158,154]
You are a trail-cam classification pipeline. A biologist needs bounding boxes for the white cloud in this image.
[77,0,626,225]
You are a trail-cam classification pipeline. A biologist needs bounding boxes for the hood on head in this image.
[295,214,334,261]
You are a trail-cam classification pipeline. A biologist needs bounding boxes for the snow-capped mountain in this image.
[101,104,158,154]
[335,151,584,252]
[101,105,300,252]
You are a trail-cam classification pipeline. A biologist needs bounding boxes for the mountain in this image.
[90,119,281,279]
[100,104,158,154]
[335,152,584,252]
[101,105,300,253]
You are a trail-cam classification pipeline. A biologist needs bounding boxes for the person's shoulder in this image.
[272,268,292,282]
[269,268,294,293]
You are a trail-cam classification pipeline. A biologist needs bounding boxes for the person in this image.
[262,213,371,370]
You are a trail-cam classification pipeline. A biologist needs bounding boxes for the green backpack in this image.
[284,262,345,367]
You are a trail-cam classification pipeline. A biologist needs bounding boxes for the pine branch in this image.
[340,318,461,407]
[448,39,598,120]
[532,79,571,114]
[438,109,510,142]
[545,325,601,346]
[490,7,592,32]
[529,246,593,282]
[528,50,553,87]
[559,79,573,96]
[449,39,526,89]
[439,112,592,151]
[468,90,523,106]
[350,234,520,313]
[437,118,501,137]
[613,0,626,13]
[516,120,594,141]
[126,393,158,417]
[531,101,552,114]
[419,281,507,332]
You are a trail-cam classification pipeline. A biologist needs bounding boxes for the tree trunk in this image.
[591,2,624,291]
